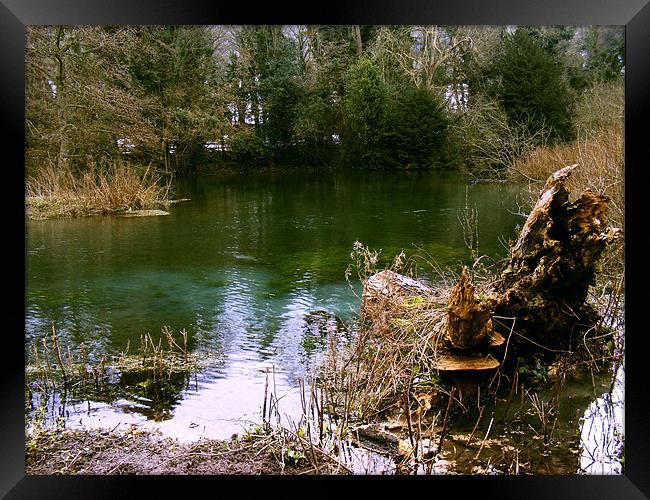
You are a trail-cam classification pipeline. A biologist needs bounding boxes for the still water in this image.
[27,169,622,474]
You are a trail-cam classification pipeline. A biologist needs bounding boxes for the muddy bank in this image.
[26,427,338,475]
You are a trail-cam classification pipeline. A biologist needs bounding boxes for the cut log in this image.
[447,266,496,350]
[361,269,432,316]
[363,270,431,301]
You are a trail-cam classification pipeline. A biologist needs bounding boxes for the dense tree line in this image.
[26,25,624,178]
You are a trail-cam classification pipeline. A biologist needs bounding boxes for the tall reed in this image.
[26,159,172,219]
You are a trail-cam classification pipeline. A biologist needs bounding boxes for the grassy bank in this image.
[26,161,172,220]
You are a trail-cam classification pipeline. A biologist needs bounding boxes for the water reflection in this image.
[579,363,625,474]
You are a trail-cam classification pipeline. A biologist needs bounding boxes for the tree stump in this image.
[447,266,496,350]
[357,165,620,373]
[494,164,621,351]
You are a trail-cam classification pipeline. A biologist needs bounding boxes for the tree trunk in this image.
[55,27,69,167]
[352,25,363,56]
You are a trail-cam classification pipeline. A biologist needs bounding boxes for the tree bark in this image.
[352,25,363,56]
[55,27,69,167]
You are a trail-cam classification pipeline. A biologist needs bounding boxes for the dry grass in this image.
[509,123,623,230]
[322,290,451,425]
[25,160,172,219]
[508,80,624,229]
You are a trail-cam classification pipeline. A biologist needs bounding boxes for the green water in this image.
[25,169,526,439]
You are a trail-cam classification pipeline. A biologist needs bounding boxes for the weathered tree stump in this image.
[494,164,621,351]
[447,266,496,350]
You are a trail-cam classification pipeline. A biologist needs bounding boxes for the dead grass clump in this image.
[25,325,211,425]
[116,327,200,381]
[26,160,172,219]
[509,123,623,230]
[26,326,201,394]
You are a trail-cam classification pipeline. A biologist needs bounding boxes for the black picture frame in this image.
[4,0,648,497]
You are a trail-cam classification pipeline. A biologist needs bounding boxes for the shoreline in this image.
[26,426,341,475]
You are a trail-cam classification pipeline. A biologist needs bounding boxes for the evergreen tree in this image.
[484,28,574,144]
[291,25,363,164]
[382,86,449,169]
[226,26,305,164]
[342,58,388,167]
